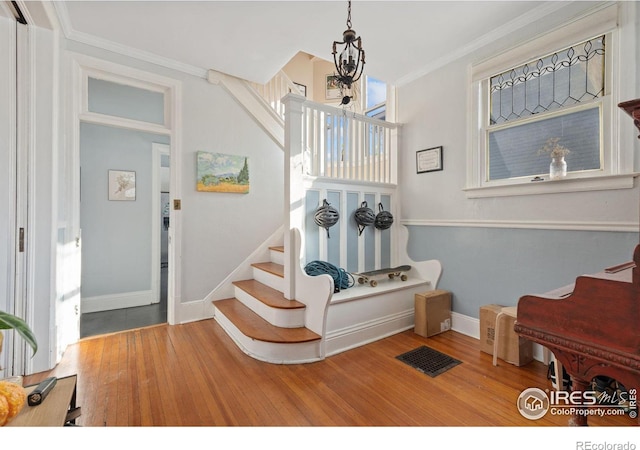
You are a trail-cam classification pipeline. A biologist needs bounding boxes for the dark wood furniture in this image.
[514,251,639,426]
[619,98,640,138]
[6,375,80,426]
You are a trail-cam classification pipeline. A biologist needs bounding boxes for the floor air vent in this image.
[396,345,461,377]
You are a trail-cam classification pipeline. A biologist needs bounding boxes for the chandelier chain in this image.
[346,0,352,29]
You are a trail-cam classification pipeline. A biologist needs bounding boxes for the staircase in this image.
[206,73,442,364]
[212,244,327,364]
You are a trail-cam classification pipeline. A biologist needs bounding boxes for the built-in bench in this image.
[331,276,431,304]
[324,275,434,357]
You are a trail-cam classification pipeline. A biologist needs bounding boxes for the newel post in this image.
[283,93,306,300]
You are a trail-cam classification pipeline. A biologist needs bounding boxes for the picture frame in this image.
[416,146,443,174]
[108,170,136,201]
[293,82,307,98]
[196,151,250,194]
[325,74,340,100]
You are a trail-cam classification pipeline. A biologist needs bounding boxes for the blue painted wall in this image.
[305,190,393,272]
[406,225,638,318]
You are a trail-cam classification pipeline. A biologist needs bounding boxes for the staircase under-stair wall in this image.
[206,70,443,364]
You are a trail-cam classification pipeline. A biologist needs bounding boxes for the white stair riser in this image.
[234,288,305,328]
[270,249,284,265]
[213,308,323,364]
[253,268,284,292]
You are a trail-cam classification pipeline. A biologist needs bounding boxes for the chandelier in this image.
[332,0,365,105]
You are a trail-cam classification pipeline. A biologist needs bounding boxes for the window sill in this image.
[463,173,639,198]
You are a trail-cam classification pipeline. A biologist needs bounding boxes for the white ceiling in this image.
[54,1,605,85]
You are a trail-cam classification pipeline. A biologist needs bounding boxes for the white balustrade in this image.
[251,73,398,186]
[299,100,398,185]
[250,70,303,121]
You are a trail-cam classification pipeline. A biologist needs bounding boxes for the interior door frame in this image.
[152,143,170,306]
[68,53,182,339]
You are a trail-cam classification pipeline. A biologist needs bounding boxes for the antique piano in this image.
[514,99,640,426]
[515,249,639,425]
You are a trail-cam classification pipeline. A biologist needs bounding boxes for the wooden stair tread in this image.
[214,298,320,343]
[252,262,284,278]
[233,279,305,309]
[269,246,284,253]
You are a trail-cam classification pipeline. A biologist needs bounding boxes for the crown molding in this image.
[395,1,612,87]
[52,1,207,79]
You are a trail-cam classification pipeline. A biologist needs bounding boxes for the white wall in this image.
[282,51,315,100]
[179,75,284,303]
[396,2,640,319]
[64,39,284,308]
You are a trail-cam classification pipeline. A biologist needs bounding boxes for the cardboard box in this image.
[480,304,503,354]
[414,290,452,337]
[480,304,533,366]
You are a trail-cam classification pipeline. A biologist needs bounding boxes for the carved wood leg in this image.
[568,378,590,426]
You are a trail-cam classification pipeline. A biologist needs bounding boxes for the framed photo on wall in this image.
[293,82,307,97]
[108,170,136,201]
[416,146,443,174]
[325,74,340,100]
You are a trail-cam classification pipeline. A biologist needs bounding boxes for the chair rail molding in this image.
[401,219,640,233]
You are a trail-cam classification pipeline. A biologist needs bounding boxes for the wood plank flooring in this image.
[22,319,636,428]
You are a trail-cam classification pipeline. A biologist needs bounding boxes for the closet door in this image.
[0,14,18,375]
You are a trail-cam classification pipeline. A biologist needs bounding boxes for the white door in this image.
[0,14,18,376]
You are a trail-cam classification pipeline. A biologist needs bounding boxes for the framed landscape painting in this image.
[196,151,250,194]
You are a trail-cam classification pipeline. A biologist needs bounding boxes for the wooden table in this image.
[7,375,79,427]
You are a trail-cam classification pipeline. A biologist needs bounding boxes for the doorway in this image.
[78,127,170,338]
[63,58,180,348]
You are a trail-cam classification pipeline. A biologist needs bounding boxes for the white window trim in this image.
[465,3,638,198]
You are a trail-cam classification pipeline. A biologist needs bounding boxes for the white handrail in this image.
[251,70,303,120]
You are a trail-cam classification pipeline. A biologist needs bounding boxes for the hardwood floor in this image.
[22,319,636,431]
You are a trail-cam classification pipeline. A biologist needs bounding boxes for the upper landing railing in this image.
[249,72,399,185]
[299,100,398,185]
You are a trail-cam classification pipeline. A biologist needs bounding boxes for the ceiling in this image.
[51,1,604,86]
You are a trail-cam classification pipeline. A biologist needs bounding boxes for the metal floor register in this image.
[396,346,461,377]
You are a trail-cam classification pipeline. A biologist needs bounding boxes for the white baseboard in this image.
[82,290,157,313]
[451,311,479,339]
[177,299,208,324]
[173,297,550,365]
[325,309,415,357]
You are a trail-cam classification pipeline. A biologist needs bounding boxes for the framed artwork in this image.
[196,151,250,194]
[293,82,307,97]
[108,170,136,201]
[416,146,443,174]
[325,74,340,100]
